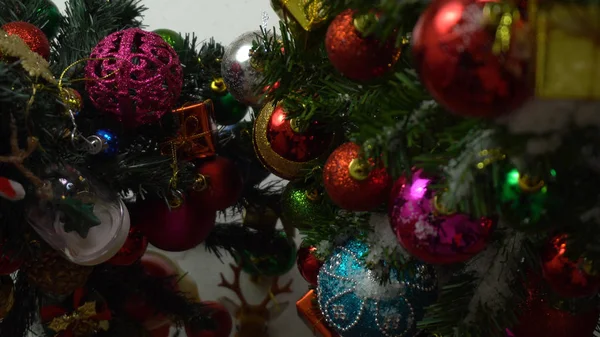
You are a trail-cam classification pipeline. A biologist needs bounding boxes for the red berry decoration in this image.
[412,0,531,117]
[323,142,391,211]
[389,170,495,264]
[326,10,401,81]
[107,228,148,266]
[541,234,600,298]
[511,276,599,337]
[132,198,216,252]
[297,245,323,286]
[191,157,243,211]
[185,301,233,337]
[2,22,50,60]
[254,103,334,179]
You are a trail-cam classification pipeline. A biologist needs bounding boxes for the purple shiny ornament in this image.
[85,28,183,127]
[389,170,495,264]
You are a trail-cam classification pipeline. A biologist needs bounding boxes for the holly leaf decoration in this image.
[57,198,101,238]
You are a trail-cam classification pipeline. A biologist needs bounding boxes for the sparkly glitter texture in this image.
[323,142,391,211]
[317,240,437,337]
[267,105,332,162]
[281,180,330,229]
[0,29,55,83]
[108,228,148,266]
[325,10,401,81]
[390,170,495,264]
[221,31,268,106]
[254,103,331,179]
[412,0,531,117]
[85,28,183,127]
[152,29,184,51]
[541,234,600,298]
[2,22,50,60]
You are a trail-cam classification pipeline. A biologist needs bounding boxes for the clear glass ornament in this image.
[27,165,130,266]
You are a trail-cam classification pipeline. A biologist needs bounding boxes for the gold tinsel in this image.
[26,251,93,295]
[0,28,56,84]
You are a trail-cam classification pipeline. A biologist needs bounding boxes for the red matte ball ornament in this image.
[185,301,233,337]
[325,9,401,81]
[323,142,391,211]
[412,0,531,117]
[191,157,244,211]
[2,21,50,60]
[541,234,600,298]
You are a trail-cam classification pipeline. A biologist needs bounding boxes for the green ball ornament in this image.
[236,231,297,277]
[152,29,184,51]
[498,167,557,228]
[214,92,248,125]
[281,181,330,230]
[38,0,61,39]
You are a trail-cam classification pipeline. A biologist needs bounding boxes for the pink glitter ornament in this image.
[389,170,495,264]
[85,28,183,127]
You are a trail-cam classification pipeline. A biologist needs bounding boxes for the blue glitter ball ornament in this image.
[317,240,438,337]
[95,129,118,155]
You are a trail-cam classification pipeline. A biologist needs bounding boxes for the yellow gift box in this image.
[532,2,600,99]
[271,0,329,32]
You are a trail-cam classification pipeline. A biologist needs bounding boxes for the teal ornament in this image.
[152,29,185,51]
[214,92,249,125]
[317,240,437,337]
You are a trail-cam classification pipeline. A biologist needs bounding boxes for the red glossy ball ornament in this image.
[254,103,334,179]
[511,276,599,337]
[326,10,401,81]
[191,157,243,211]
[107,228,148,266]
[185,301,233,337]
[267,105,332,162]
[297,245,323,286]
[323,142,391,211]
[389,170,495,264]
[132,198,216,252]
[2,22,50,60]
[412,0,531,117]
[541,234,600,298]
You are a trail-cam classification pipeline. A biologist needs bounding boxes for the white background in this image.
[53,1,311,336]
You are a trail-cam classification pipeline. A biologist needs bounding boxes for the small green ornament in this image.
[498,167,557,228]
[281,181,330,230]
[38,0,61,39]
[236,231,297,277]
[153,29,185,51]
[214,92,248,125]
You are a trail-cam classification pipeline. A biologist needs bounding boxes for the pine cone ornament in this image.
[26,251,93,295]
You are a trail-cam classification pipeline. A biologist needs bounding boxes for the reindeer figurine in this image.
[218,263,293,337]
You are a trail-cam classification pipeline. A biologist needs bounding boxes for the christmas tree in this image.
[1,0,600,337]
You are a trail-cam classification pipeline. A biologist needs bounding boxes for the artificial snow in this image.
[463,228,524,323]
[365,213,409,266]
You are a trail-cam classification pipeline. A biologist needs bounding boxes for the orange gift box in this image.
[296,290,340,337]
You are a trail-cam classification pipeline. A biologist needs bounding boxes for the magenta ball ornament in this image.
[85,28,183,127]
[389,170,495,264]
[131,198,216,252]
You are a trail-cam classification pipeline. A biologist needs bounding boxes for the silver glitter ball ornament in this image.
[221,31,269,107]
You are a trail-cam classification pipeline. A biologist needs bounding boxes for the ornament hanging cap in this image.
[348,157,370,181]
